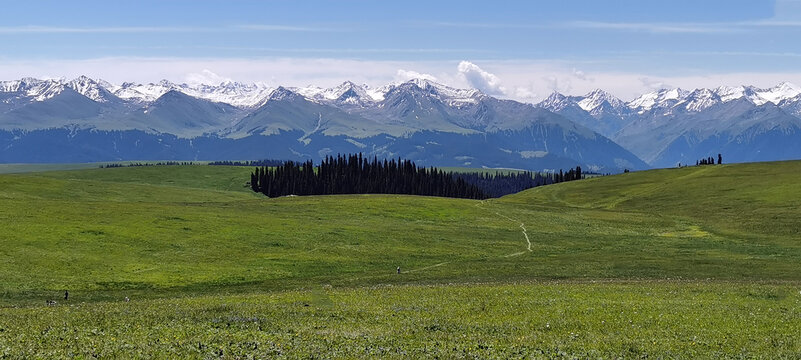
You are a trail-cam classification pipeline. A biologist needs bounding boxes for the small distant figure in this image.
[124,297,130,302]
[46,300,57,306]
[718,153,722,165]
[64,290,69,301]
[397,266,401,274]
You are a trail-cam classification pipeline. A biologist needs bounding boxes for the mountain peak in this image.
[627,87,688,113]
[67,75,116,103]
[395,78,482,104]
[538,92,571,111]
[268,86,301,101]
[755,82,801,105]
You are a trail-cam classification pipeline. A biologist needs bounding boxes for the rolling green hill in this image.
[0,161,799,357]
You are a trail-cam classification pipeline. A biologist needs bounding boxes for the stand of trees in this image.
[696,154,722,166]
[209,159,285,167]
[456,166,582,198]
[100,161,195,168]
[249,153,585,199]
[251,154,487,199]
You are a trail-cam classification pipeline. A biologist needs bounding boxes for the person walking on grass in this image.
[397,266,401,274]
[64,290,69,301]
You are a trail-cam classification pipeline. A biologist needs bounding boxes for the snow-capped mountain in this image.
[0,78,66,102]
[628,82,801,115]
[294,81,379,108]
[614,83,801,167]
[537,89,631,138]
[3,75,801,171]
[576,89,627,113]
[535,82,801,168]
[67,76,118,103]
[113,80,175,103]
[112,80,273,108]
[0,76,648,172]
[627,88,689,114]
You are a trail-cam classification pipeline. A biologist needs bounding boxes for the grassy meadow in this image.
[0,161,799,357]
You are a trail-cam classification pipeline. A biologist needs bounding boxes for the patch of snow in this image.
[519,150,548,158]
[67,76,112,103]
[576,89,625,112]
[752,82,801,105]
[344,138,367,148]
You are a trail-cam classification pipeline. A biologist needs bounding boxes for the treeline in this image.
[249,153,586,199]
[100,161,195,168]
[696,154,722,166]
[455,166,582,198]
[251,154,488,199]
[208,159,285,167]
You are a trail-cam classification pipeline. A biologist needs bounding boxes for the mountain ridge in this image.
[4,75,801,171]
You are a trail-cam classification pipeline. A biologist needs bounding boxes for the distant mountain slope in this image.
[139,90,243,136]
[614,84,801,167]
[537,89,633,138]
[535,81,801,167]
[0,76,650,172]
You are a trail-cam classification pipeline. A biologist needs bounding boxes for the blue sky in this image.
[2,0,800,101]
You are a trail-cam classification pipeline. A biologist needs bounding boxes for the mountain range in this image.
[0,76,645,172]
[539,82,801,167]
[2,76,800,172]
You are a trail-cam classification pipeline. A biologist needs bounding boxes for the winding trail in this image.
[486,205,532,254]
[346,200,534,281]
[404,262,450,274]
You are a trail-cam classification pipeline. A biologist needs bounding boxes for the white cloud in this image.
[185,69,232,86]
[542,75,571,94]
[457,61,505,95]
[572,68,593,82]
[639,77,670,91]
[395,69,438,82]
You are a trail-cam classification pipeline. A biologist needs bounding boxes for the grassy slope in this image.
[1,161,800,357]
[1,162,800,303]
[496,161,801,279]
[4,282,799,358]
[0,161,210,174]
[0,166,526,303]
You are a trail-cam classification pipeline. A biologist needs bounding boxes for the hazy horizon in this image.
[2,0,801,102]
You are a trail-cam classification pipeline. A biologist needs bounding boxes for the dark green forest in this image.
[250,153,583,199]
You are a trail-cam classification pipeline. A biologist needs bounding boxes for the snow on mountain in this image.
[751,82,801,105]
[113,80,176,103]
[539,92,572,112]
[406,78,483,105]
[111,80,272,107]
[0,79,24,93]
[675,88,720,112]
[67,76,116,103]
[576,89,626,113]
[294,79,482,109]
[627,88,689,114]
[364,84,393,102]
[293,81,375,107]
[535,90,632,138]
[180,81,273,108]
[629,82,801,114]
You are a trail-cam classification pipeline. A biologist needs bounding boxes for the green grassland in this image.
[0,161,210,175]
[1,161,800,357]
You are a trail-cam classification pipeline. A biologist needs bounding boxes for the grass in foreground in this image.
[0,162,799,304]
[1,161,800,356]
[2,282,799,358]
